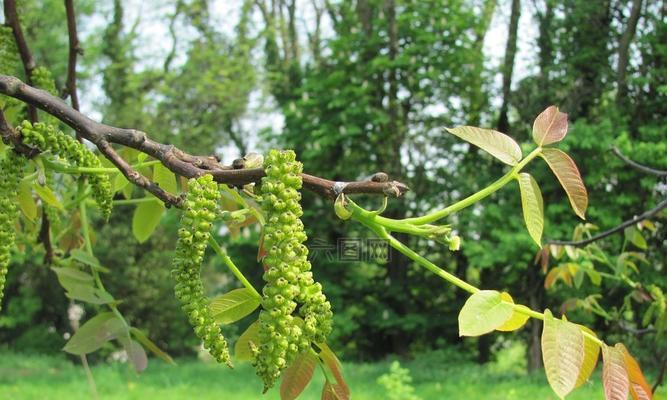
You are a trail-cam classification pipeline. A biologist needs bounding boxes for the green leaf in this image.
[32,183,64,210]
[458,290,514,336]
[210,288,260,324]
[532,106,568,146]
[517,173,544,247]
[280,350,318,400]
[153,163,178,195]
[618,344,653,400]
[445,126,522,165]
[70,249,102,269]
[624,227,647,250]
[541,148,588,219]
[496,293,530,332]
[17,180,37,221]
[62,280,114,304]
[63,312,126,355]
[602,344,630,400]
[113,173,129,194]
[541,309,585,399]
[130,327,175,365]
[51,267,95,293]
[132,199,165,243]
[234,321,260,362]
[575,325,600,388]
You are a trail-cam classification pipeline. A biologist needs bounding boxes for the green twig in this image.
[208,236,261,300]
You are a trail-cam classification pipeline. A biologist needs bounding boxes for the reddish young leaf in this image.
[318,343,350,398]
[602,344,630,400]
[321,382,349,400]
[540,148,588,219]
[532,105,568,146]
[445,126,522,165]
[120,337,148,373]
[541,309,585,398]
[618,344,653,400]
[280,350,318,400]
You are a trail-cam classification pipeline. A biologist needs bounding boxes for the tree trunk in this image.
[617,0,643,105]
[497,0,521,133]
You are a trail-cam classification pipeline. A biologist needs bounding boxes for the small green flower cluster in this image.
[18,121,113,220]
[31,66,57,95]
[172,175,231,366]
[0,151,26,312]
[0,26,19,75]
[253,149,333,390]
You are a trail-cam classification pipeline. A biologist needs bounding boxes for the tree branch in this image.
[3,0,38,122]
[0,75,409,207]
[612,147,667,177]
[63,0,82,112]
[546,198,667,247]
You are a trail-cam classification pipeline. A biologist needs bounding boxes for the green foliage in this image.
[377,361,421,400]
[172,175,230,366]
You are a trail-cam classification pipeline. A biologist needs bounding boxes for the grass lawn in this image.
[0,349,658,400]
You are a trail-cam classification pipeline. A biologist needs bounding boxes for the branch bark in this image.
[0,75,409,206]
[3,0,37,122]
[546,198,667,247]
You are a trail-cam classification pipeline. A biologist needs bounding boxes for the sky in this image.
[76,0,539,162]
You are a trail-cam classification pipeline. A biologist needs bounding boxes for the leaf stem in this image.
[42,156,160,175]
[79,199,129,330]
[208,237,261,300]
[113,197,161,206]
[397,147,543,226]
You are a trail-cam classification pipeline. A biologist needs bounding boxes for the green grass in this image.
[0,350,630,400]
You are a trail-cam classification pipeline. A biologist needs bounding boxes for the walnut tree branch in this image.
[546,198,667,247]
[3,0,38,122]
[0,75,409,207]
[612,147,667,177]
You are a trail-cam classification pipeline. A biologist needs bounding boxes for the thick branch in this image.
[612,147,667,177]
[0,75,409,206]
[546,198,667,247]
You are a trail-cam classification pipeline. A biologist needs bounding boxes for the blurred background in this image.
[1,0,665,398]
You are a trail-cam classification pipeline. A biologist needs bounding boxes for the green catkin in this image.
[18,121,113,220]
[0,151,27,312]
[31,67,57,95]
[0,26,19,75]
[254,150,333,390]
[172,175,231,366]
